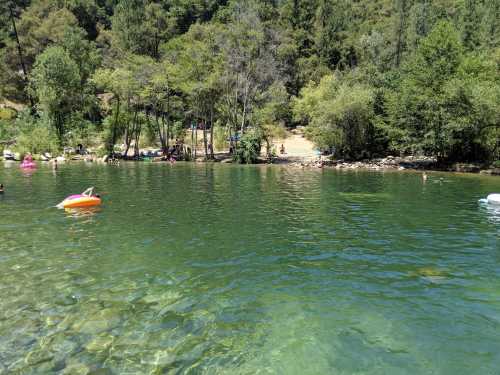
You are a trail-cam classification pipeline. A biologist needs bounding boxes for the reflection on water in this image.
[0,163,499,374]
[479,202,500,224]
[64,207,101,219]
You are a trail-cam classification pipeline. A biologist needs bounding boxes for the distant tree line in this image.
[0,0,499,163]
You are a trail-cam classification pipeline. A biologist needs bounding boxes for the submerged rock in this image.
[25,348,54,366]
[74,308,121,334]
[51,337,79,356]
[140,349,176,366]
[62,361,90,375]
[85,334,114,352]
[140,290,181,306]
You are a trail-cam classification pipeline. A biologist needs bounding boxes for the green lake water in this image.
[0,162,499,374]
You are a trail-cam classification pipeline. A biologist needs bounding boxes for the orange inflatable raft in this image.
[60,194,101,209]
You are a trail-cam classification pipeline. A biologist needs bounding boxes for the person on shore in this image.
[280,144,285,154]
[53,159,58,170]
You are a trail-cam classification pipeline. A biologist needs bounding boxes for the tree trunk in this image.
[123,107,136,157]
[209,105,214,159]
[165,93,170,153]
[203,120,208,160]
[111,97,120,156]
[241,82,249,134]
[194,124,198,160]
[165,115,170,153]
[133,110,141,157]
[395,0,407,67]
[156,110,167,153]
[191,124,195,160]
[9,4,34,109]
[55,112,65,147]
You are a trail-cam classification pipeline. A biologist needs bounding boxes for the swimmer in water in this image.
[0,184,4,193]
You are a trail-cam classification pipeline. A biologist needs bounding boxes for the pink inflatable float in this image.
[20,154,36,169]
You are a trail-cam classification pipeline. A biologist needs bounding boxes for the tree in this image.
[94,54,163,157]
[254,82,289,157]
[6,0,32,106]
[293,74,378,159]
[314,0,353,69]
[394,0,409,67]
[141,61,183,154]
[165,22,222,159]
[30,45,81,145]
[144,2,171,59]
[218,5,280,135]
[387,21,500,162]
[111,0,147,54]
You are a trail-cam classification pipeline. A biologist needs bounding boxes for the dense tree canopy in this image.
[1,0,499,163]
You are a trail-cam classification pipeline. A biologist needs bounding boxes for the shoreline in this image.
[242,154,500,176]
[2,154,500,176]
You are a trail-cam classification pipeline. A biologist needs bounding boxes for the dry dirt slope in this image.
[270,131,318,162]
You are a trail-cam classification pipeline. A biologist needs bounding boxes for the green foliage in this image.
[294,74,380,159]
[13,111,59,154]
[386,21,500,161]
[30,45,81,143]
[170,121,186,141]
[111,0,147,54]
[213,121,228,151]
[0,108,17,120]
[101,111,126,155]
[0,118,16,146]
[66,114,99,147]
[233,129,263,164]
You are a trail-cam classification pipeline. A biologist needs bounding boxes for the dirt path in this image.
[271,130,318,162]
[190,128,320,164]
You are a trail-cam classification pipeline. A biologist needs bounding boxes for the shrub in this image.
[0,119,17,143]
[213,121,228,151]
[16,125,59,155]
[12,111,59,155]
[233,129,263,164]
[0,108,17,120]
[66,114,100,148]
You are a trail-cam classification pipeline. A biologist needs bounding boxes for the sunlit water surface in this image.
[0,162,499,374]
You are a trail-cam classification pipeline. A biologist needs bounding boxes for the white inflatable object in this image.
[487,194,500,205]
[3,149,15,160]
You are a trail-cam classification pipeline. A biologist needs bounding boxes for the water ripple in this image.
[0,164,499,374]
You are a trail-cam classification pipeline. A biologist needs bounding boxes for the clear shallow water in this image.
[0,162,499,374]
